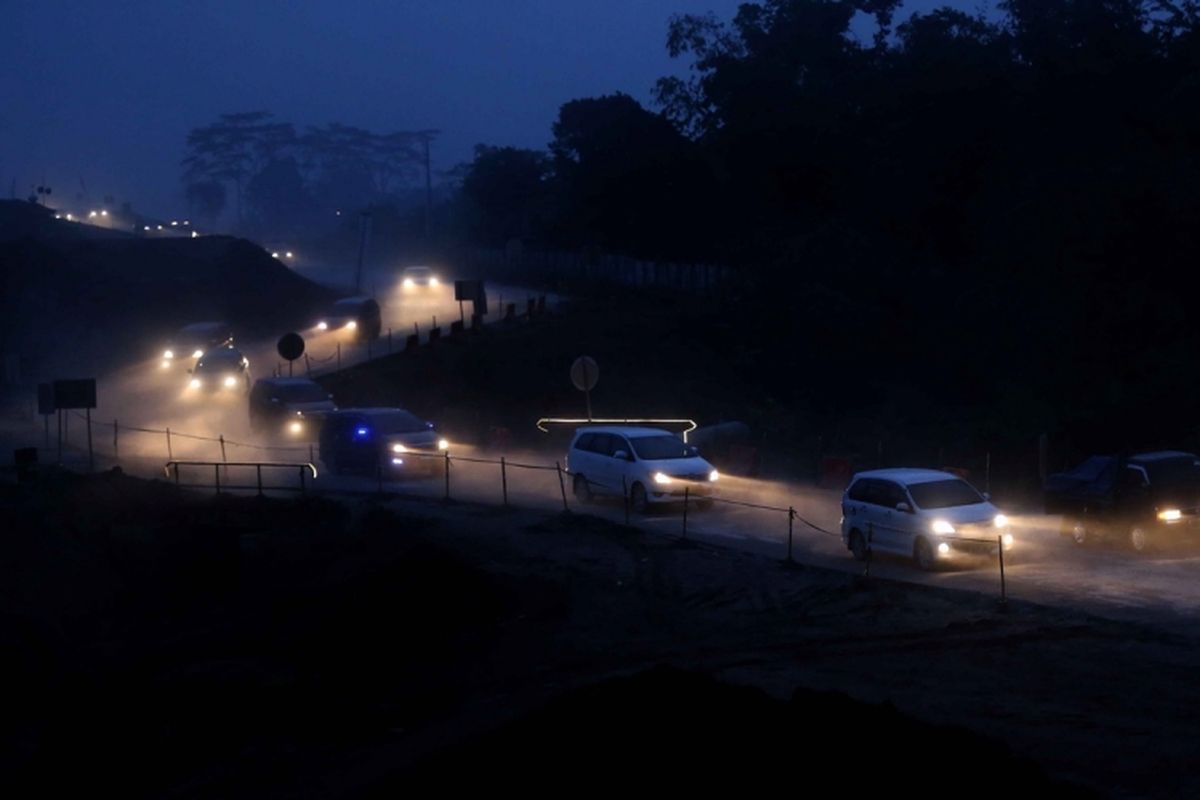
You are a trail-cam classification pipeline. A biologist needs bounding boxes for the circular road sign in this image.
[570,356,599,392]
[277,332,305,362]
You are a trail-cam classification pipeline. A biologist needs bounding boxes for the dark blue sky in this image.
[1,1,986,217]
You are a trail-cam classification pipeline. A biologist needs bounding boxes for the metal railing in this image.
[164,460,318,495]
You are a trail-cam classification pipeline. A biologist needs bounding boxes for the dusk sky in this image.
[1,1,982,217]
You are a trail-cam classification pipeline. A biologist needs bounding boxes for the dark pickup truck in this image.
[1044,451,1200,552]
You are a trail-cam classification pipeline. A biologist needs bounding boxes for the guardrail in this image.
[164,460,318,495]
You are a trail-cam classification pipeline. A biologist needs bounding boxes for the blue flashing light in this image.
[355,427,370,439]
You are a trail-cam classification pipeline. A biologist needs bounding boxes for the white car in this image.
[401,265,439,288]
[840,468,1013,569]
[566,426,718,511]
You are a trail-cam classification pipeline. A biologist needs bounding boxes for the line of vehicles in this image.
[149,265,1200,571]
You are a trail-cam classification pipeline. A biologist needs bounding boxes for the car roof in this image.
[333,296,373,306]
[404,265,432,273]
[197,347,244,361]
[1132,451,1197,463]
[327,407,416,418]
[255,377,320,387]
[573,426,677,439]
[179,321,228,333]
[851,468,964,486]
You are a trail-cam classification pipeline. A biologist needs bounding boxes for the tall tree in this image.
[182,111,296,227]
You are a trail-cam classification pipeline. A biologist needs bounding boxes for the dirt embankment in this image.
[4,469,1195,796]
[0,201,334,381]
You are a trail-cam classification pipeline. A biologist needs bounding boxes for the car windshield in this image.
[908,479,984,509]
[630,435,695,460]
[1144,457,1200,493]
[196,350,243,371]
[406,267,431,277]
[333,300,365,313]
[374,411,429,434]
[277,383,329,403]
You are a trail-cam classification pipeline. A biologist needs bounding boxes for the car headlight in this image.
[429,277,439,287]
[403,278,414,288]
[223,375,237,388]
[438,438,450,451]
[192,349,204,359]
[937,542,951,555]
[931,520,956,535]
[1158,508,1183,522]
[289,421,303,434]
[346,320,357,330]
[188,378,201,389]
[392,443,408,454]
[160,360,170,369]
[994,514,1010,528]
[163,349,174,359]
[654,472,673,485]
[709,469,719,482]
[391,457,404,466]
[1002,532,1014,547]
[317,321,328,331]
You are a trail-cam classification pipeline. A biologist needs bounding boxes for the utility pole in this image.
[355,211,373,294]
[422,134,432,240]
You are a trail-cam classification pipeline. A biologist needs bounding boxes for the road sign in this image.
[277,332,305,361]
[37,382,54,415]
[570,356,599,392]
[52,378,96,409]
[454,279,483,302]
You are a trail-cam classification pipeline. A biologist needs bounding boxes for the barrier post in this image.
[500,456,508,507]
[305,353,311,375]
[86,408,94,472]
[113,419,119,462]
[166,427,173,460]
[219,434,227,462]
[682,486,689,539]
[174,462,180,486]
[787,507,796,563]
[622,475,630,525]
[556,461,569,512]
[998,535,1007,607]
[444,451,451,501]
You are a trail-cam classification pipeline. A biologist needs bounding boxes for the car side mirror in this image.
[613,449,629,461]
[896,502,912,513]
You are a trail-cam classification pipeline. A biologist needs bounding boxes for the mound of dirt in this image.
[0,200,334,379]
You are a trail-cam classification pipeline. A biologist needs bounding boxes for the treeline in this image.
[181,112,438,236]
[456,0,1200,453]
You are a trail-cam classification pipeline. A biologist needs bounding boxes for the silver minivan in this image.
[840,468,1014,569]
[566,426,718,512]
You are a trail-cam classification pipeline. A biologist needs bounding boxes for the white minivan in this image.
[566,426,718,511]
[840,468,1014,569]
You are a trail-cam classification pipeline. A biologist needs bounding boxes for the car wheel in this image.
[630,482,648,514]
[849,530,868,562]
[1130,526,1149,552]
[913,537,936,571]
[573,473,592,503]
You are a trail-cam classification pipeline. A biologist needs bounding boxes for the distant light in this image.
[1002,533,1015,547]
[391,457,404,465]
[223,375,237,388]
[65,213,74,221]
[392,443,407,453]
[183,219,190,225]
[88,211,97,218]
[143,225,151,231]
[285,251,293,258]
[100,210,108,217]
[709,469,719,482]
[437,438,450,451]
[191,230,198,238]
[317,321,328,331]
[272,251,279,258]
[156,225,163,230]
[170,220,178,226]
[192,349,204,359]
[346,320,357,330]
[54,214,61,219]
[355,427,370,439]
[163,349,174,359]
[335,210,341,216]
[188,378,201,389]
[160,360,170,369]
[429,277,440,287]
[289,421,303,434]
[402,278,414,288]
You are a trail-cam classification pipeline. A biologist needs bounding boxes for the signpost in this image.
[49,378,98,469]
[455,280,486,323]
[570,356,599,421]
[277,333,305,377]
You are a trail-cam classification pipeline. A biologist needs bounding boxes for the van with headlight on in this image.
[841,468,1013,570]
[249,377,336,439]
[186,346,250,394]
[566,426,718,512]
[160,321,232,370]
[318,408,448,476]
[401,265,439,289]
[314,297,381,340]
